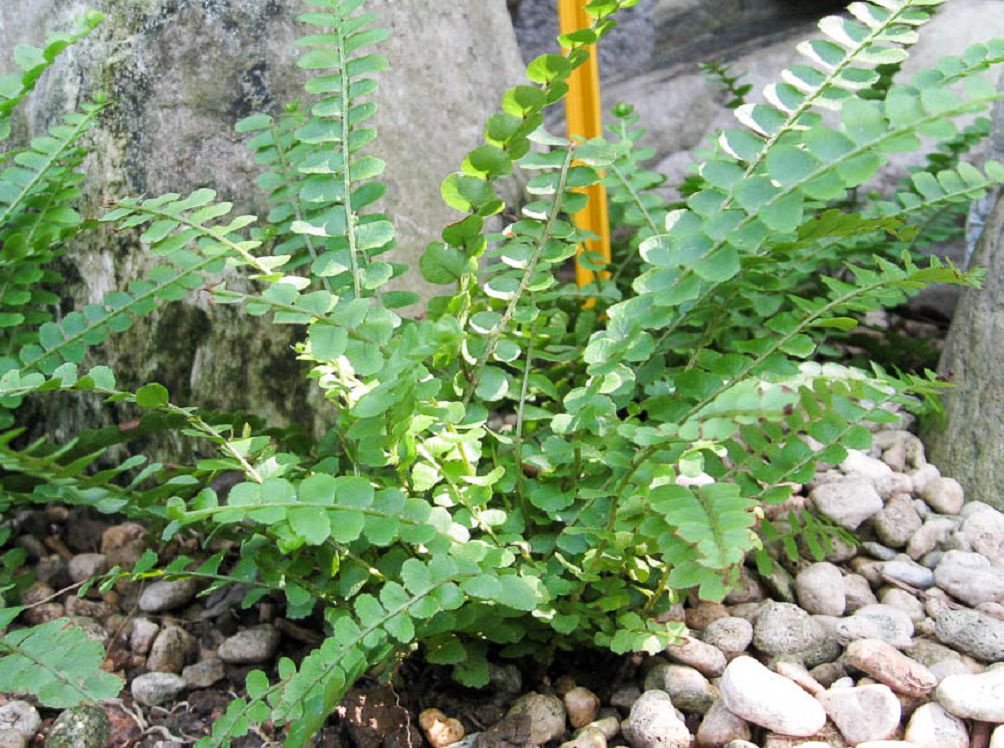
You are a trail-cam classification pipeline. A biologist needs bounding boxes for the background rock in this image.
[927,75,1004,510]
[0,0,525,442]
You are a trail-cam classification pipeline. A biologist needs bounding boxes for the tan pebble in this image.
[583,715,619,739]
[561,725,606,748]
[845,638,937,697]
[686,601,729,630]
[418,708,465,748]
[418,708,446,732]
[564,686,600,729]
[666,634,727,677]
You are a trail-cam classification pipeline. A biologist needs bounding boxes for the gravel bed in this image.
[2,425,1004,747]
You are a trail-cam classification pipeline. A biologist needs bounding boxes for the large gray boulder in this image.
[0,1,524,436]
[928,91,1004,511]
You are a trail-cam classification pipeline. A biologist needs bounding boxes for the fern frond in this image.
[0,102,103,378]
[0,12,103,141]
[289,0,396,299]
[0,617,123,707]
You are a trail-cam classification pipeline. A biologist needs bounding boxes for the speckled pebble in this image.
[935,608,1004,661]
[702,616,753,660]
[44,705,110,748]
[874,494,922,549]
[146,625,191,674]
[833,604,914,648]
[0,701,40,739]
[753,602,826,657]
[620,690,692,748]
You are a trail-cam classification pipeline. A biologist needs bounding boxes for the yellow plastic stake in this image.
[558,0,612,291]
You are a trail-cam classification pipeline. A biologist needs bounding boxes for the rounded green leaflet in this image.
[134,382,169,408]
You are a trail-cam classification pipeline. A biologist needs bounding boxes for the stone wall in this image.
[928,89,1004,511]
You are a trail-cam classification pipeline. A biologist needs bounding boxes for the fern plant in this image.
[1,0,1003,744]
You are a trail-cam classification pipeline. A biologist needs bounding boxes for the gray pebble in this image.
[874,494,923,549]
[862,542,898,561]
[610,685,641,712]
[218,624,281,665]
[934,550,1004,606]
[753,602,826,657]
[702,616,753,660]
[843,573,879,613]
[181,658,225,688]
[66,553,108,583]
[0,702,40,739]
[138,579,199,613]
[882,559,935,589]
[661,665,715,713]
[0,702,39,742]
[809,478,883,530]
[756,562,796,604]
[131,672,188,707]
[833,604,914,648]
[795,562,845,616]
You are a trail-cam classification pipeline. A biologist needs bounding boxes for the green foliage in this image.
[0,608,123,707]
[700,60,752,109]
[1,0,1003,744]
